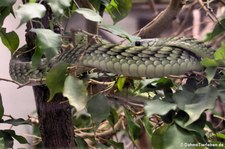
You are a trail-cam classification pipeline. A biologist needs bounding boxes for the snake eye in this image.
[135,41,142,46]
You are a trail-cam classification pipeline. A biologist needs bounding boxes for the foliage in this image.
[0,0,225,148]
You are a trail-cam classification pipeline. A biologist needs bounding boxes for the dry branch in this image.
[136,0,186,38]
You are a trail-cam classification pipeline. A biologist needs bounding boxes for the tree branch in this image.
[136,0,185,38]
[75,115,124,138]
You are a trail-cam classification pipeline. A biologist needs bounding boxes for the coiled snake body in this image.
[9,37,214,85]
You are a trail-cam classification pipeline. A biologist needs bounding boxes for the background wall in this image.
[0,1,36,148]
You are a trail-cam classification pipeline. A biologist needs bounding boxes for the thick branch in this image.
[137,0,185,38]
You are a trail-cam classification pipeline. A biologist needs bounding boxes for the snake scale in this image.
[9,37,214,85]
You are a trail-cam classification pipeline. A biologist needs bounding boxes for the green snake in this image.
[9,37,214,85]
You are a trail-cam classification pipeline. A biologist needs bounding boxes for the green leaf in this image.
[29,0,36,3]
[141,116,153,139]
[63,76,88,112]
[124,109,140,141]
[106,0,132,24]
[184,86,217,126]
[144,100,177,118]
[73,110,91,128]
[206,17,225,41]
[0,94,4,119]
[214,44,225,60]
[173,90,195,110]
[89,0,110,11]
[117,76,126,92]
[76,8,103,22]
[31,45,43,69]
[152,124,196,149]
[75,137,89,149]
[107,107,119,127]
[0,130,13,148]
[0,28,19,53]
[201,58,218,67]
[216,133,225,140]
[2,130,28,144]
[16,3,46,27]
[31,28,61,59]
[0,0,16,7]
[175,112,206,138]
[0,137,3,149]
[105,140,124,149]
[86,94,110,123]
[99,23,140,42]
[47,0,71,16]
[46,62,68,101]
[0,7,11,26]
[205,67,217,83]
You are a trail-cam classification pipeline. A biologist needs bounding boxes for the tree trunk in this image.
[33,86,75,149]
[21,0,76,148]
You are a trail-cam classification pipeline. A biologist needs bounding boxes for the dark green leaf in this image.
[152,124,196,149]
[107,107,119,127]
[0,130,13,148]
[141,116,153,139]
[2,130,28,144]
[206,17,225,41]
[63,76,88,111]
[105,140,124,149]
[144,100,177,118]
[99,23,140,42]
[137,79,154,92]
[31,28,61,59]
[0,7,12,26]
[86,94,110,123]
[73,111,91,128]
[75,137,89,149]
[117,76,126,92]
[124,109,140,141]
[175,112,206,138]
[184,86,217,125]
[89,0,110,11]
[46,62,68,101]
[173,90,194,110]
[76,8,102,22]
[0,28,19,53]
[106,0,132,23]
[47,0,71,16]
[0,0,16,7]
[16,3,46,27]
[0,137,3,149]
[0,94,4,119]
[154,77,173,89]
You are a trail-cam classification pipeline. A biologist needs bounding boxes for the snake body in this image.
[9,37,214,85]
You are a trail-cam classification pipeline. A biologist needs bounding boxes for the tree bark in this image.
[21,0,76,148]
[33,86,75,149]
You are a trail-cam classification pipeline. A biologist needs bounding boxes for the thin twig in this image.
[75,115,124,138]
[197,0,218,22]
[0,78,21,86]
